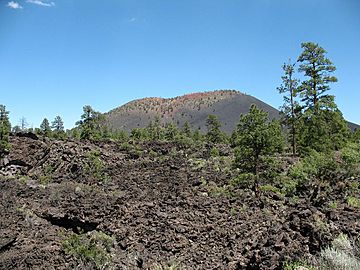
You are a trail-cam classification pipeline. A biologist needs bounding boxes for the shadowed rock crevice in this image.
[0,238,17,253]
[41,214,99,234]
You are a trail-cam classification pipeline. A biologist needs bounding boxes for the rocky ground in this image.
[0,134,359,269]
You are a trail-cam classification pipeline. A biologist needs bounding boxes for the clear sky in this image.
[1,0,359,129]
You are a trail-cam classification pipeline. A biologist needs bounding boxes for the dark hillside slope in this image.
[105,90,359,133]
[105,90,279,133]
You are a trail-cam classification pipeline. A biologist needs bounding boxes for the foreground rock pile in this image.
[0,135,359,269]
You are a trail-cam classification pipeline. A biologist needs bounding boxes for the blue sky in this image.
[1,0,359,129]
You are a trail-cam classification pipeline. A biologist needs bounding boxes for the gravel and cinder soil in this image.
[1,134,359,269]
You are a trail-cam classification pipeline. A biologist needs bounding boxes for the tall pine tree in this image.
[297,42,349,152]
[40,118,52,137]
[0,105,11,155]
[277,60,301,156]
[297,42,337,112]
[52,116,65,139]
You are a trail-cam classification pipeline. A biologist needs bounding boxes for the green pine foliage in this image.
[289,150,338,184]
[352,129,360,143]
[76,105,105,141]
[51,116,66,139]
[232,105,284,189]
[192,128,203,142]
[147,117,164,141]
[131,127,150,141]
[40,118,52,137]
[296,42,349,152]
[182,121,192,138]
[340,142,360,177]
[0,105,11,155]
[297,42,338,112]
[164,122,179,141]
[298,108,349,153]
[278,42,350,154]
[206,115,227,144]
[277,60,301,156]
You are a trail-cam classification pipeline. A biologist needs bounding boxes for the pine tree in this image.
[206,115,225,144]
[40,118,52,137]
[164,122,179,141]
[278,60,301,156]
[76,105,103,140]
[352,129,360,144]
[182,121,192,138]
[233,105,284,191]
[147,117,163,141]
[297,42,349,151]
[297,42,337,112]
[0,105,11,155]
[52,116,65,139]
[192,128,203,142]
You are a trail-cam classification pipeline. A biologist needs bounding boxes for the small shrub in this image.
[230,207,237,216]
[318,248,360,270]
[288,150,338,184]
[348,181,359,193]
[279,176,298,196]
[229,173,255,189]
[210,147,220,157]
[332,234,353,254]
[84,150,110,185]
[341,143,360,177]
[316,233,360,270]
[259,184,282,194]
[347,196,360,208]
[149,150,158,158]
[189,158,207,171]
[39,175,52,185]
[329,201,338,209]
[314,215,330,233]
[118,142,133,151]
[260,156,283,182]
[205,182,232,197]
[63,231,114,269]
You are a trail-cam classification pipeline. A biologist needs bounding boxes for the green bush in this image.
[173,134,194,147]
[230,173,255,189]
[347,196,360,208]
[283,260,315,270]
[289,150,339,184]
[84,150,110,184]
[260,156,283,183]
[210,147,220,157]
[278,175,298,196]
[259,184,282,194]
[341,143,360,177]
[63,231,114,269]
